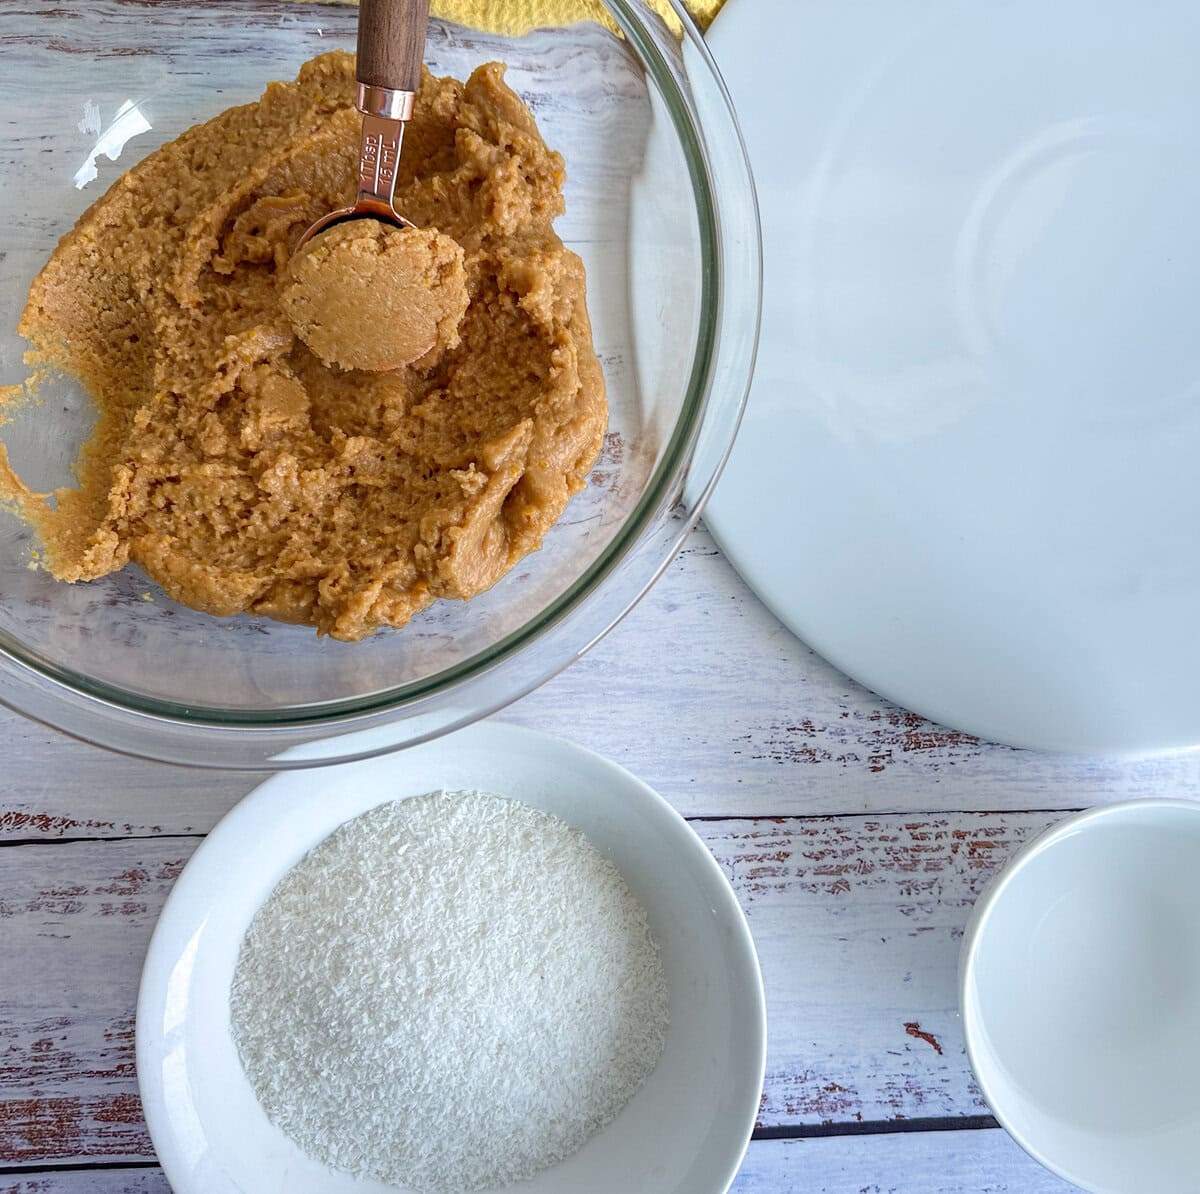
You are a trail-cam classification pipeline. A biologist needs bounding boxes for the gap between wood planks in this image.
[0,833,206,850]
[0,806,1086,849]
[0,1159,163,1176]
[0,1119,1004,1179]
[752,1114,997,1141]
[688,806,1081,823]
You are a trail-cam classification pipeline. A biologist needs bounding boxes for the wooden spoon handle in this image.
[356,0,430,95]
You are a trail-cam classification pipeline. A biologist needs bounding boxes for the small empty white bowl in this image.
[960,799,1200,1193]
[136,721,766,1194]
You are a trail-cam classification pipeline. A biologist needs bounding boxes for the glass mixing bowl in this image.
[0,0,759,768]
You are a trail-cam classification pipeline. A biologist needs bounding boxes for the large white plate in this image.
[136,722,765,1194]
[706,0,1200,754]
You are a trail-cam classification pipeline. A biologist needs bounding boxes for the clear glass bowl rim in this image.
[0,0,762,766]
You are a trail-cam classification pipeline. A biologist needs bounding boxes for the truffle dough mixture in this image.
[4,53,606,640]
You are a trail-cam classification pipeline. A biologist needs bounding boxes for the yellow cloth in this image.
[292,0,725,35]
[428,0,724,33]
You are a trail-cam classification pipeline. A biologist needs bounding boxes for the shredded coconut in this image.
[229,790,669,1191]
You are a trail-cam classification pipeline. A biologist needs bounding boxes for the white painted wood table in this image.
[6,522,1200,1192]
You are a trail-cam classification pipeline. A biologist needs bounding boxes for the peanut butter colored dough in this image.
[2,53,606,640]
[282,220,470,371]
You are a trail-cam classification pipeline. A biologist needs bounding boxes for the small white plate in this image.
[960,799,1200,1192]
[136,722,765,1194]
[706,0,1200,753]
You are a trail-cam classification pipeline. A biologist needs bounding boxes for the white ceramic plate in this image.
[136,722,765,1194]
[706,0,1200,754]
[961,800,1200,1192]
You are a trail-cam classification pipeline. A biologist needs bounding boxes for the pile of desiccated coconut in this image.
[230,790,669,1192]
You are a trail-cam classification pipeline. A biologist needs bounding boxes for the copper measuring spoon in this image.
[296,0,430,248]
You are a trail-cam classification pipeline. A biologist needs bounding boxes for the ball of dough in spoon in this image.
[282,220,470,371]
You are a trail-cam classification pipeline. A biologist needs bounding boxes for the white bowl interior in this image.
[136,722,765,1194]
[961,800,1200,1193]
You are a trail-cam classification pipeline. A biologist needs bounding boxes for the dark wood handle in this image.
[357,0,430,94]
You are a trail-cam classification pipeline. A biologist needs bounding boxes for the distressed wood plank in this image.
[0,1129,1075,1192]
[705,812,1063,1125]
[4,527,1199,842]
[511,529,1200,817]
[0,841,187,1163]
[0,1173,168,1194]
[731,1131,1072,1192]
[0,811,1065,1163]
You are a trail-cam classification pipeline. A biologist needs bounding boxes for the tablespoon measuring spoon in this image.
[296,0,429,247]
[282,0,469,372]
